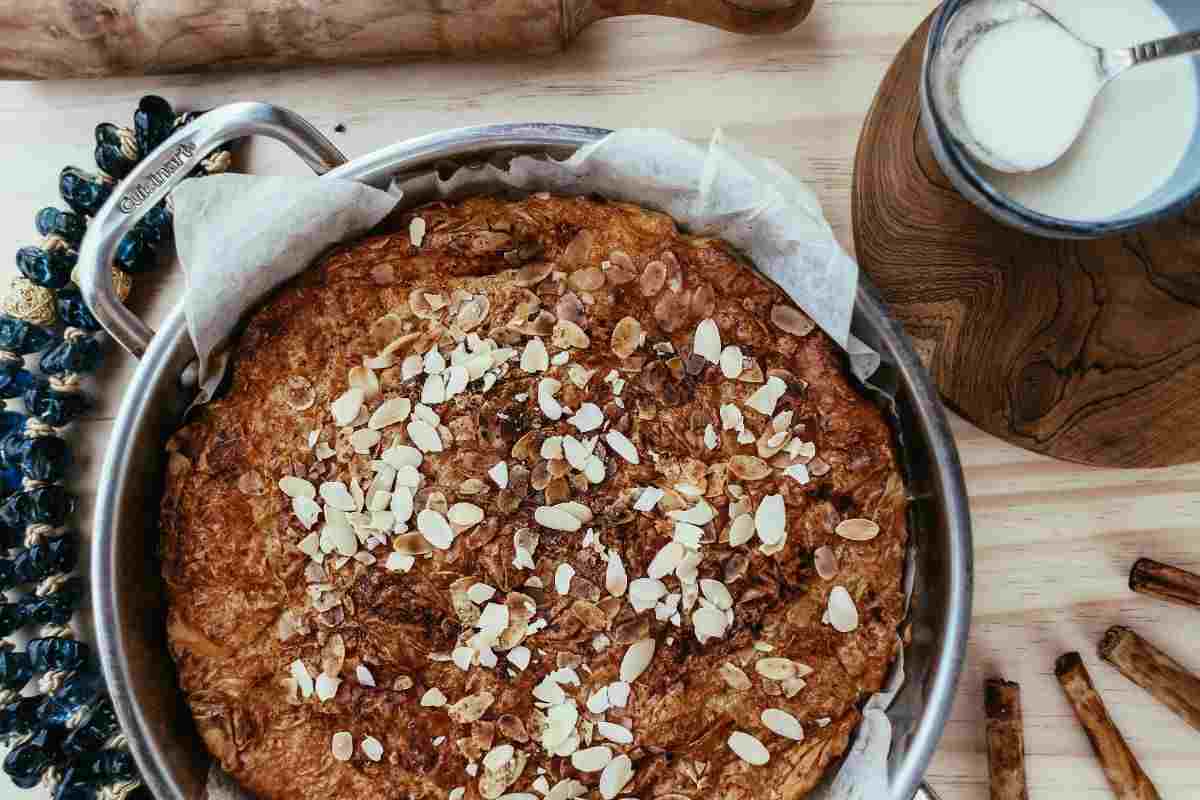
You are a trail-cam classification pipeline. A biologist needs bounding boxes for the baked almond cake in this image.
[161,194,908,800]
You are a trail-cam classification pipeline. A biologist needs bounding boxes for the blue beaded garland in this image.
[0,95,237,798]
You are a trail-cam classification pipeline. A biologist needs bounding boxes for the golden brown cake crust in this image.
[161,195,907,800]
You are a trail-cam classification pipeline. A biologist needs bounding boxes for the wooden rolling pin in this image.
[0,0,815,79]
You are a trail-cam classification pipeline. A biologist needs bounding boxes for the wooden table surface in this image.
[0,2,1198,798]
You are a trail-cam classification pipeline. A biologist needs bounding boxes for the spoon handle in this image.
[1126,30,1200,67]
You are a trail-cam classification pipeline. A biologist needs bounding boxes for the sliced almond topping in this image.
[538,378,563,420]
[727,513,755,546]
[534,505,583,532]
[552,319,590,350]
[827,586,859,632]
[331,731,354,761]
[361,735,384,761]
[770,304,815,337]
[555,563,576,595]
[755,657,800,681]
[521,338,550,373]
[814,545,838,579]
[693,319,721,364]
[647,541,685,579]
[720,662,752,691]
[331,388,365,426]
[568,403,604,433]
[279,476,316,499]
[449,691,496,724]
[619,638,655,683]
[409,217,427,247]
[692,606,727,643]
[598,754,634,800]
[350,428,382,454]
[420,687,447,707]
[762,708,804,741]
[699,579,733,610]
[836,518,881,541]
[407,420,444,453]
[605,550,628,597]
[320,481,357,511]
[720,403,744,432]
[448,502,485,528]
[719,345,744,379]
[417,509,455,549]
[728,455,771,481]
[703,424,718,450]
[604,430,639,464]
[369,397,412,430]
[728,731,769,766]
[746,376,787,416]
[570,745,613,773]
[596,721,633,745]
[755,494,787,546]
[488,461,509,489]
[610,317,643,359]
[632,486,664,512]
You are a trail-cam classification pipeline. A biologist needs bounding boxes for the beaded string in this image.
[0,95,234,800]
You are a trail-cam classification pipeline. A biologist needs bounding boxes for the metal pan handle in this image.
[77,101,347,359]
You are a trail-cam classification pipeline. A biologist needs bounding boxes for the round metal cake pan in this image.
[81,104,972,800]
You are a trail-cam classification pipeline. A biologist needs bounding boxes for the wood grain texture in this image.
[0,0,814,79]
[851,17,1200,469]
[0,4,1198,798]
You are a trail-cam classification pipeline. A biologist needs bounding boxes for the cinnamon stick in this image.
[1129,558,1200,610]
[1055,653,1162,800]
[1100,626,1200,733]
[984,679,1029,800]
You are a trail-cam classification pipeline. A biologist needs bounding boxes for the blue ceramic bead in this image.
[0,361,35,400]
[16,246,75,290]
[114,229,157,274]
[4,725,66,788]
[21,578,82,625]
[61,700,114,758]
[135,202,173,245]
[0,317,54,355]
[20,436,72,483]
[40,337,103,376]
[0,486,75,528]
[93,123,137,181]
[38,672,101,728]
[34,209,86,248]
[28,638,89,674]
[23,381,90,427]
[54,780,98,800]
[55,288,102,333]
[13,536,77,584]
[59,168,112,218]
[0,649,32,691]
[134,95,175,155]
[0,604,26,637]
[0,467,21,497]
[0,428,24,468]
[0,697,41,738]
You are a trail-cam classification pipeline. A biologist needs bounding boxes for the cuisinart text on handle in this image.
[117,142,197,213]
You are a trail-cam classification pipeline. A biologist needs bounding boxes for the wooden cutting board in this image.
[852,16,1200,469]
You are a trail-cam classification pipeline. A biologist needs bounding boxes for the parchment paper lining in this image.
[173,129,911,800]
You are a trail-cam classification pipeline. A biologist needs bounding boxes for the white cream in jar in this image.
[959,0,1199,221]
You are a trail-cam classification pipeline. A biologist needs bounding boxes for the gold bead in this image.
[0,277,56,325]
[69,264,133,303]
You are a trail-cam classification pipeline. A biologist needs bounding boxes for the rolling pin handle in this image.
[78,102,346,359]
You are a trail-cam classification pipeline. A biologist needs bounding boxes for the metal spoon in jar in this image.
[929,0,1200,174]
